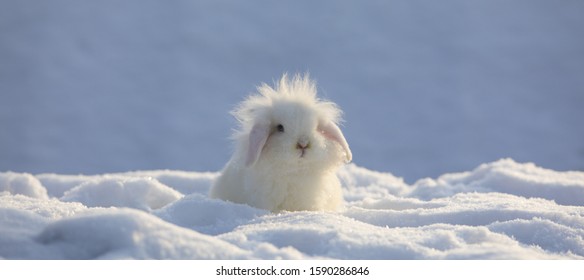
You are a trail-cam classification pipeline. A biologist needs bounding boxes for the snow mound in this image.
[221,212,569,259]
[155,193,268,235]
[36,208,248,259]
[0,172,48,199]
[35,174,93,199]
[410,158,584,205]
[61,177,183,211]
[0,193,87,220]
[1,159,583,259]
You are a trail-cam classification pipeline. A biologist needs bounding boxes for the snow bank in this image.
[0,194,87,259]
[221,212,568,259]
[410,158,584,205]
[0,172,48,199]
[61,177,182,211]
[36,208,249,259]
[1,159,583,259]
[155,193,268,235]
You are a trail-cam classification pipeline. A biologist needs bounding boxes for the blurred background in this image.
[1,0,583,183]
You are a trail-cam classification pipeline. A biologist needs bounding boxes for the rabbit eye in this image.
[276,124,285,132]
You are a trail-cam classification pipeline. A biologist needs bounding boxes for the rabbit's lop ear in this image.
[245,122,271,166]
[318,121,352,163]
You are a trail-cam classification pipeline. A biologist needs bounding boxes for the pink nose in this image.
[296,139,310,150]
[296,140,310,157]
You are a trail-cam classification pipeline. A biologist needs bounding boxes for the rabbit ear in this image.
[318,121,352,163]
[245,122,271,166]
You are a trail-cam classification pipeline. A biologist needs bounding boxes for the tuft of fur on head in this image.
[210,73,351,212]
[232,73,342,138]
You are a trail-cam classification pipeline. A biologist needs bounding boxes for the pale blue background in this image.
[1,0,583,182]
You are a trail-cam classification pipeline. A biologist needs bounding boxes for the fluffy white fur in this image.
[209,74,352,212]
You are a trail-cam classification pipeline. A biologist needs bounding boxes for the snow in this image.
[1,0,584,260]
[0,172,48,199]
[1,159,584,259]
[61,177,183,211]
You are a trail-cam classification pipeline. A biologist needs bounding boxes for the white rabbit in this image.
[209,74,352,212]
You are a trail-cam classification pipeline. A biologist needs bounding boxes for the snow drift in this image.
[1,158,583,259]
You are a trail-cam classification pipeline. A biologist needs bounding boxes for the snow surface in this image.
[1,158,584,259]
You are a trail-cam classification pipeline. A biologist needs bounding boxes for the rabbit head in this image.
[232,74,352,172]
